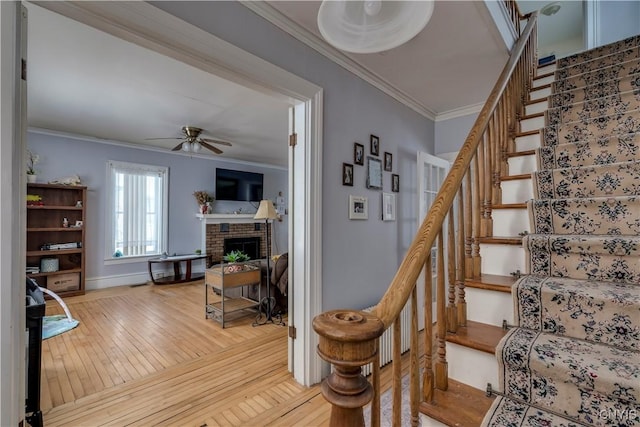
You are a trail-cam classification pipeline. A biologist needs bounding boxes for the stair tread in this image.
[531,82,551,91]
[420,379,494,427]
[521,112,545,121]
[515,129,540,138]
[500,173,530,181]
[492,203,527,209]
[465,274,515,293]
[478,236,522,245]
[446,320,508,354]
[506,149,536,158]
[534,71,554,80]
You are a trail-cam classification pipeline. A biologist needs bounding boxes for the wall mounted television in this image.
[215,168,264,202]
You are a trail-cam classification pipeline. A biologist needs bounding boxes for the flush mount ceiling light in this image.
[317,0,435,54]
[540,2,561,16]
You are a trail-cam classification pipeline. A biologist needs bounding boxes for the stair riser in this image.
[514,133,541,151]
[532,74,554,88]
[465,287,513,327]
[480,244,525,277]
[537,63,556,75]
[492,208,529,236]
[507,154,536,175]
[529,86,551,100]
[501,179,533,205]
[525,100,548,116]
[447,342,499,392]
[520,116,545,132]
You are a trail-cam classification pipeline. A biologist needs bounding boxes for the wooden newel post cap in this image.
[313,309,384,365]
[313,310,384,427]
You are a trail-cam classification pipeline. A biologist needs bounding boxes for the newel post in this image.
[313,310,385,427]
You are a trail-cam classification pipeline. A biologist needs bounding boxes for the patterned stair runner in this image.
[482,34,640,427]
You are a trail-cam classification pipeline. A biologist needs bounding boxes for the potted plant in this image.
[26,149,39,183]
[223,250,250,272]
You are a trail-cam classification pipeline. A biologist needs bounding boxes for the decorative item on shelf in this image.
[223,250,250,273]
[62,217,69,228]
[26,194,43,206]
[26,149,39,183]
[40,258,59,273]
[253,199,284,326]
[193,190,214,214]
[49,174,82,186]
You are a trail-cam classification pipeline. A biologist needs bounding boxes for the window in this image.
[106,161,168,260]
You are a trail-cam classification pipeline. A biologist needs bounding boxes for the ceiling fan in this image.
[147,126,232,154]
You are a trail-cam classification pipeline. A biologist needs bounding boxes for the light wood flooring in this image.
[41,281,331,426]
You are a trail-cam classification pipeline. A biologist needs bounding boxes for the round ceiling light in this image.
[540,2,561,16]
[317,0,435,54]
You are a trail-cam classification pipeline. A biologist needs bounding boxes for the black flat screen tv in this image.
[215,168,264,202]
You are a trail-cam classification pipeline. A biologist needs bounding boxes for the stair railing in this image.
[313,12,538,427]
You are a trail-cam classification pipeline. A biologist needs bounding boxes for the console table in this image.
[147,254,208,284]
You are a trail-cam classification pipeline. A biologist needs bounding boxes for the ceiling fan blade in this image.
[200,141,224,155]
[145,137,182,141]
[171,142,184,151]
[200,138,232,147]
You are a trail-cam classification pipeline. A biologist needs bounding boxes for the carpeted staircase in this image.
[482,35,640,426]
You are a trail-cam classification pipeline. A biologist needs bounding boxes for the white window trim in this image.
[105,160,169,263]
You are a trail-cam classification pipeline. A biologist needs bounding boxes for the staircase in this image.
[480,35,640,426]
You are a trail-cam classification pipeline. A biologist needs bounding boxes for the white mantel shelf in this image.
[196,214,260,224]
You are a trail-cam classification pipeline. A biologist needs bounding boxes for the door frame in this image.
[18,1,324,387]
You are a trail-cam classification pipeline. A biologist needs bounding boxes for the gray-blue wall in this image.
[151,1,435,310]
[435,112,479,155]
[28,130,288,285]
[597,1,640,47]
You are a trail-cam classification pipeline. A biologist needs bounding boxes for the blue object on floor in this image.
[42,315,79,340]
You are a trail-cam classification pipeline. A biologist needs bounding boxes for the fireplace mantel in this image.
[196,213,260,224]
[196,214,264,257]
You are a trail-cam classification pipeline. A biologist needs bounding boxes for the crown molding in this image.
[241,1,437,121]
[27,127,288,171]
[435,102,485,122]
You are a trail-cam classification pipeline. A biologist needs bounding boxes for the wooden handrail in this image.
[314,12,538,426]
[372,12,538,329]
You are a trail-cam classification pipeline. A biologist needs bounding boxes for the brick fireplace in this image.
[206,223,270,263]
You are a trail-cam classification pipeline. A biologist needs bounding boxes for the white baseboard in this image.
[86,268,206,290]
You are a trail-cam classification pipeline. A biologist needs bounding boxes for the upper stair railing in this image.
[313,10,538,427]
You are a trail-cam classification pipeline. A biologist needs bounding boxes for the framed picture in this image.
[342,163,354,186]
[74,220,83,227]
[384,152,392,171]
[349,195,368,220]
[382,192,396,221]
[392,174,400,192]
[370,134,380,156]
[354,142,364,165]
[366,156,383,189]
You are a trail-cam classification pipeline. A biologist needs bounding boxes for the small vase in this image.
[200,204,208,214]
[27,174,37,183]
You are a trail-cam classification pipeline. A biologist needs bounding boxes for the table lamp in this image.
[253,200,283,326]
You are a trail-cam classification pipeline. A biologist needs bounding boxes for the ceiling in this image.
[27,1,582,167]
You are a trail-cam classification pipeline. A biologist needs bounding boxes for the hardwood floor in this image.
[41,281,331,426]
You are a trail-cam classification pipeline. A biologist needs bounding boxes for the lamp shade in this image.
[317,0,434,54]
[254,200,278,220]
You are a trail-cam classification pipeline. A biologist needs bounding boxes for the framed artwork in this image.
[349,195,368,220]
[366,156,383,189]
[382,192,396,221]
[370,134,380,156]
[354,142,364,165]
[384,152,392,171]
[342,163,354,186]
[392,174,400,192]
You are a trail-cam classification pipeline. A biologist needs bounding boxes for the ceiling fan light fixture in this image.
[182,141,191,152]
[317,0,435,54]
[191,141,202,153]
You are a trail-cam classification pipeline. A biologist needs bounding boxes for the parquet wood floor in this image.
[41,281,331,426]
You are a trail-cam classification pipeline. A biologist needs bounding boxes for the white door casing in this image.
[0,2,27,424]
[417,152,451,322]
[19,0,324,389]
